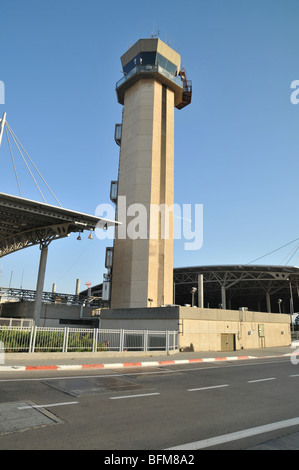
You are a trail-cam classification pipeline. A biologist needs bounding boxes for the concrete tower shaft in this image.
[110,38,191,309]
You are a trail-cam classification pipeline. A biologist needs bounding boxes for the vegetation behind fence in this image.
[0,326,178,353]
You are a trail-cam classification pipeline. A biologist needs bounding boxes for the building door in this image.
[221,333,236,351]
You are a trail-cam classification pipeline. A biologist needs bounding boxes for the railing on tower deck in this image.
[176,80,192,109]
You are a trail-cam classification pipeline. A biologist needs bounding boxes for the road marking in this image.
[188,384,229,392]
[110,392,160,400]
[0,358,290,383]
[17,401,79,410]
[248,377,276,383]
[290,374,299,377]
[166,417,299,450]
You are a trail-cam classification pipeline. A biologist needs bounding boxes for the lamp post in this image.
[191,287,197,307]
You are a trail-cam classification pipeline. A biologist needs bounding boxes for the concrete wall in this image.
[178,307,291,351]
[1,303,291,351]
[101,306,291,352]
[101,306,179,331]
[0,302,98,328]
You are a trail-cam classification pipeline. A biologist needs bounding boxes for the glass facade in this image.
[123,52,178,77]
[156,53,177,76]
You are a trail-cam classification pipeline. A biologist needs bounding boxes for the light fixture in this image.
[88,231,93,240]
[77,234,81,240]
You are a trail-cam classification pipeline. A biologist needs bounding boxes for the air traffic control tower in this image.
[109,38,192,309]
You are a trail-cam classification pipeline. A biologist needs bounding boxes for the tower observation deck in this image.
[110,38,192,309]
[115,38,192,109]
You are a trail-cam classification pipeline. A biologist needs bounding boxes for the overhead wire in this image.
[284,245,299,266]
[246,237,299,265]
[280,244,299,265]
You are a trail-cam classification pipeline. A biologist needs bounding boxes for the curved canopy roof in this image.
[174,264,299,313]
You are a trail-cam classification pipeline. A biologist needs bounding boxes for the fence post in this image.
[166,331,169,353]
[119,329,124,352]
[30,326,37,353]
[143,330,148,351]
[29,326,34,353]
[92,328,98,352]
[63,327,69,353]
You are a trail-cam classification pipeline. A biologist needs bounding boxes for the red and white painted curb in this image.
[0,354,291,372]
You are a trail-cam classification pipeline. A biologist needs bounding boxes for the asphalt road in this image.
[1,356,299,451]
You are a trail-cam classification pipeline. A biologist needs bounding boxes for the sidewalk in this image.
[0,345,294,372]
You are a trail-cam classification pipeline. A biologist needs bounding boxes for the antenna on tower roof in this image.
[151,21,160,38]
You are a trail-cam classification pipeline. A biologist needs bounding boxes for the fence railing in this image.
[0,317,34,327]
[0,326,178,353]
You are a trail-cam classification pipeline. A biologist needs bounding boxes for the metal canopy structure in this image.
[0,192,119,325]
[0,113,121,325]
[82,264,299,314]
[174,265,299,314]
[0,192,117,257]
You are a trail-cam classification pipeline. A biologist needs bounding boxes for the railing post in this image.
[92,328,98,352]
[29,325,36,353]
[166,331,169,352]
[144,330,148,351]
[63,327,69,353]
[119,329,124,352]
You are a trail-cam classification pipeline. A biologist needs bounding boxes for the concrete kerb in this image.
[0,346,293,372]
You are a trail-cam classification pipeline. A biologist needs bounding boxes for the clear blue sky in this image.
[0,0,298,294]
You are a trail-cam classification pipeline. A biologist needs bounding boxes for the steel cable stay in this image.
[280,244,299,266]
[246,237,299,265]
[0,113,62,207]
[6,123,62,207]
[5,123,46,203]
[286,246,299,266]
[4,124,22,197]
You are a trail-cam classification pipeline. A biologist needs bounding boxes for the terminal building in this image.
[84,264,299,315]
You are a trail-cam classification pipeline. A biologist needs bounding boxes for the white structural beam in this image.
[0,112,7,148]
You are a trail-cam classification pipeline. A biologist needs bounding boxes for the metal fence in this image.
[0,326,178,353]
[0,317,34,327]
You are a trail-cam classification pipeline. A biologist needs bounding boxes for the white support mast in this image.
[0,112,7,148]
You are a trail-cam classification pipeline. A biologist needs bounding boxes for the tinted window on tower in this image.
[123,52,177,76]
[123,52,156,74]
[156,53,177,75]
